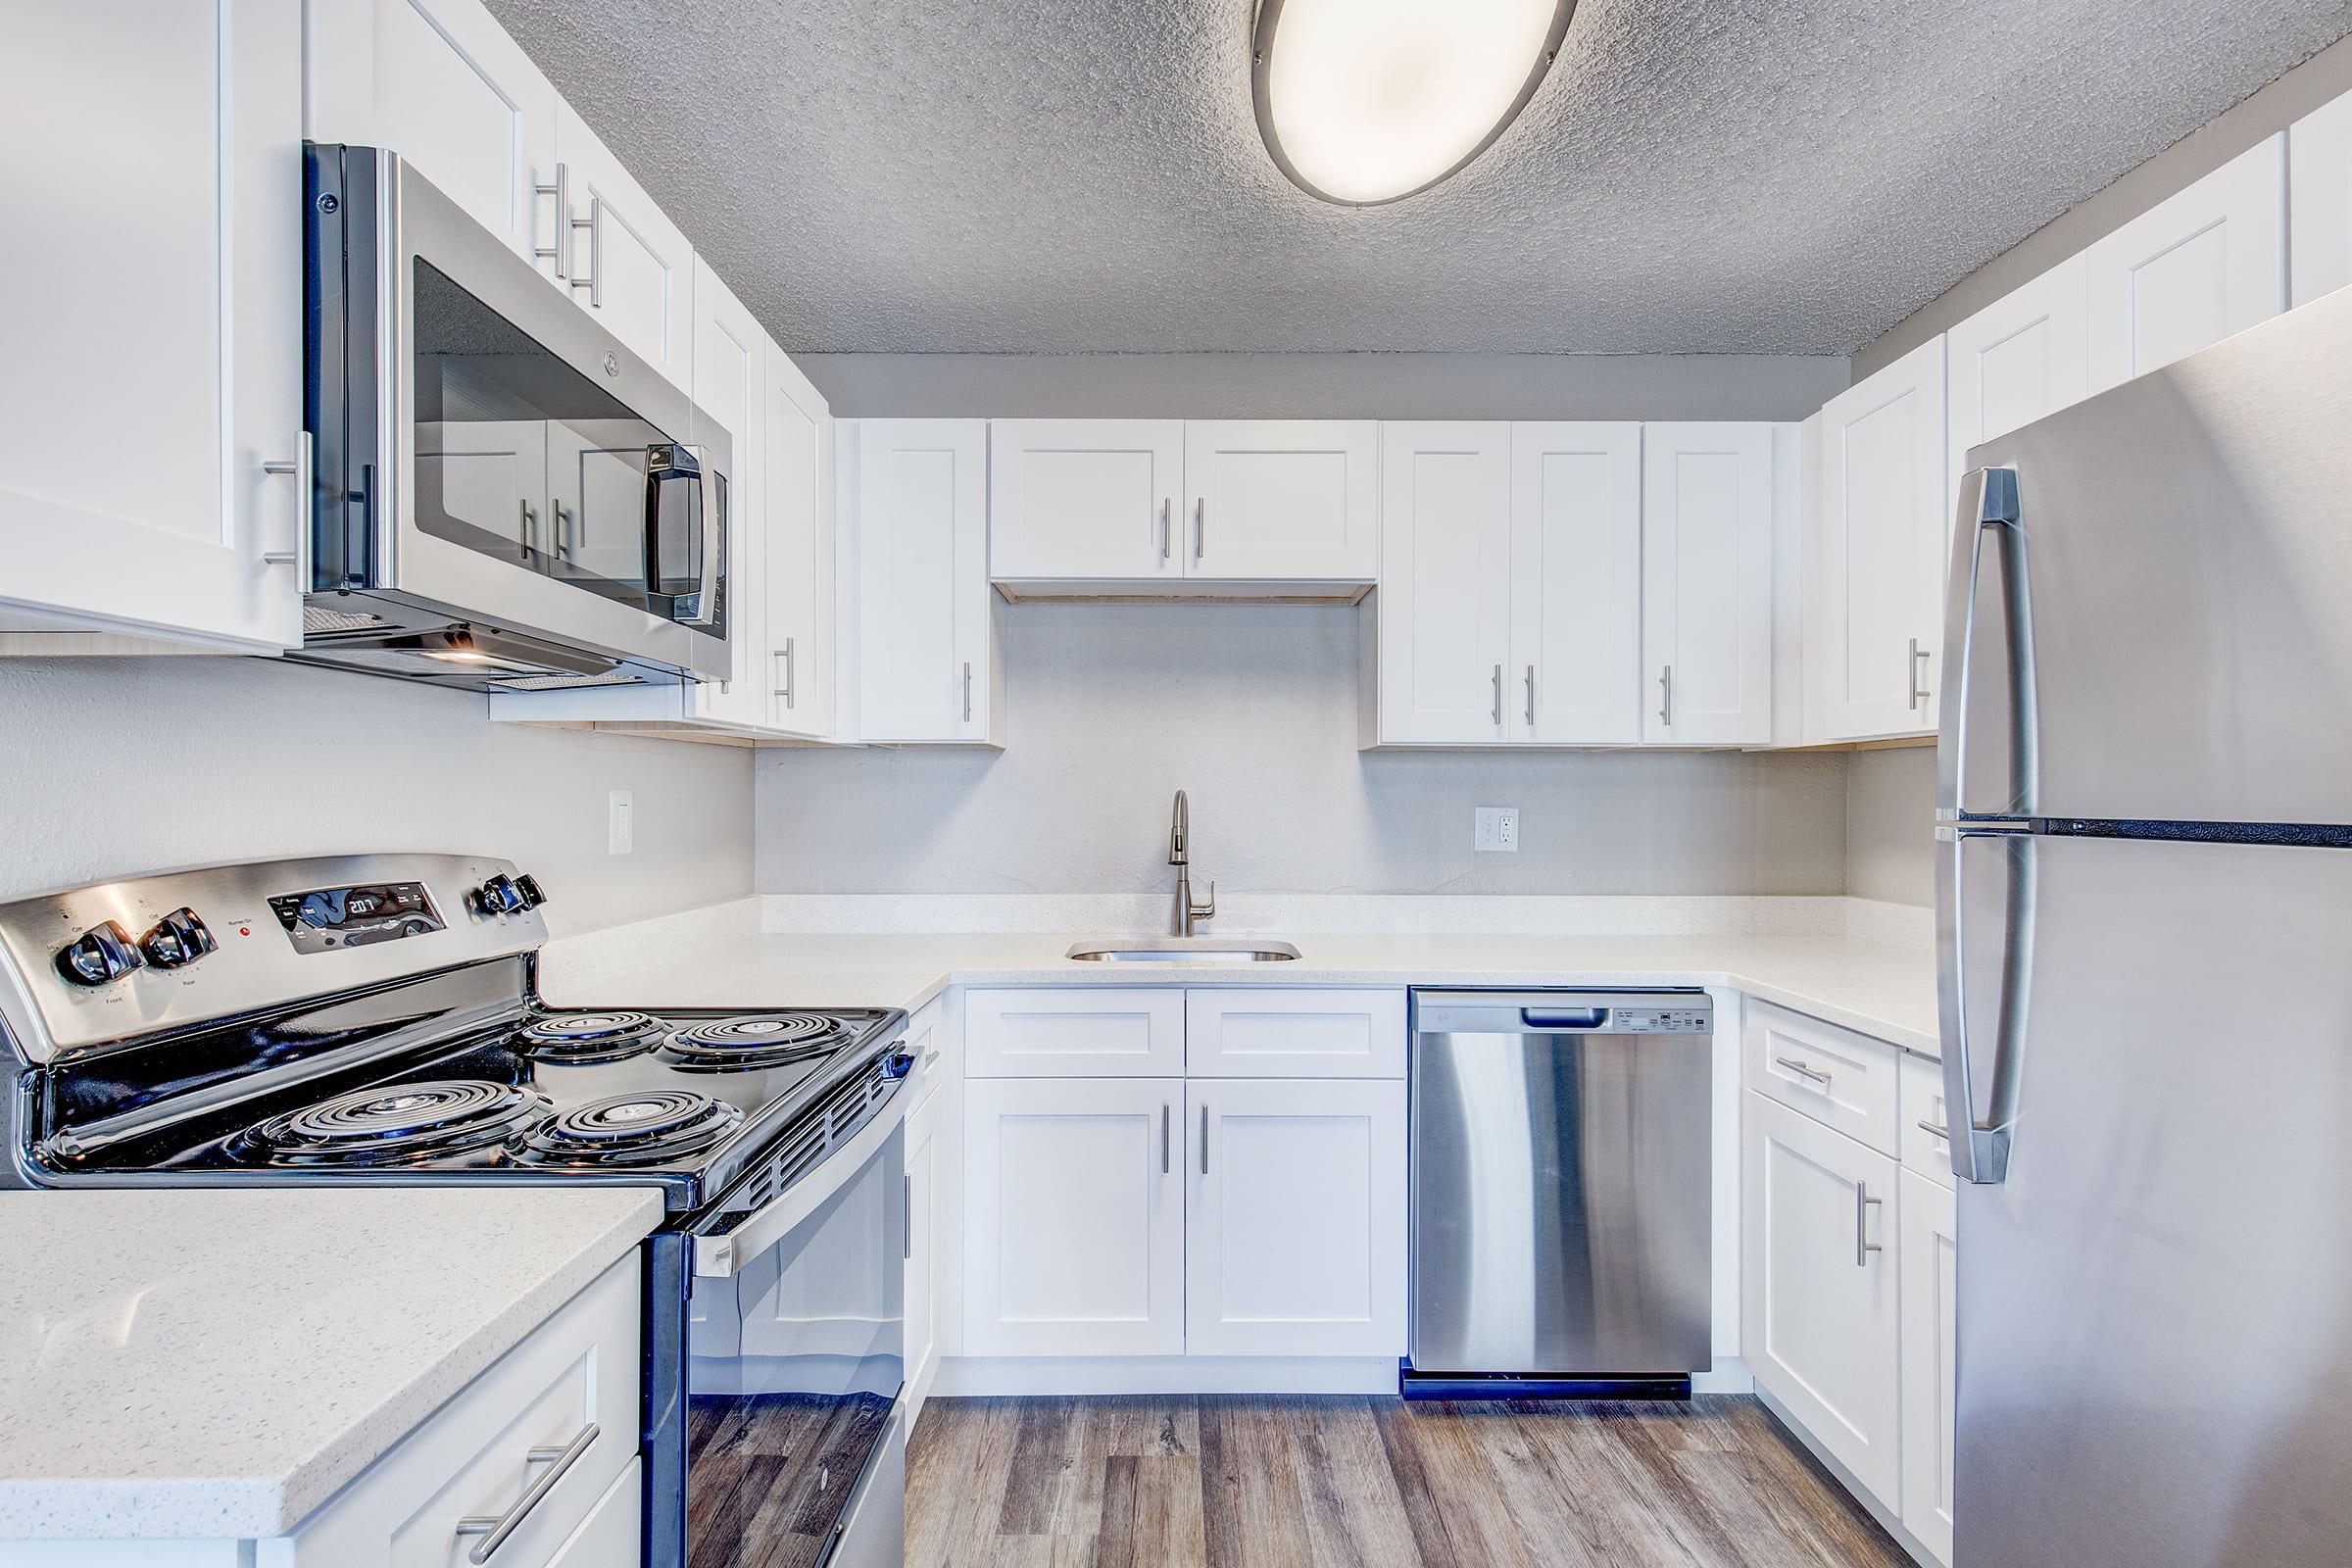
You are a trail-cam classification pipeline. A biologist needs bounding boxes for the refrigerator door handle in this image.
[1938,466,2034,822]
[1938,824,2034,1184]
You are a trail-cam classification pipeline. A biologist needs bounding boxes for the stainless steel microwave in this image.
[299,144,731,690]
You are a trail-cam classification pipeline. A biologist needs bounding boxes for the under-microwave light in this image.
[1250,0,1577,206]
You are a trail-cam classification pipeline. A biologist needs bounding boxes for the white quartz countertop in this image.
[0,1187,662,1541]
[542,918,1939,1055]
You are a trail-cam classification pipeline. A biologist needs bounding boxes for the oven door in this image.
[654,1092,907,1568]
[307,143,731,681]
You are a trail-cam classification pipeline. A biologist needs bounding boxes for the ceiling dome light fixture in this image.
[1250,0,1578,207]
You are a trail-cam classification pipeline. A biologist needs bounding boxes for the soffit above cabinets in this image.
[480,0,2350,355]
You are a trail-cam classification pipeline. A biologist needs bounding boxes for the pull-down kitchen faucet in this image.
[1169,790,1215,937]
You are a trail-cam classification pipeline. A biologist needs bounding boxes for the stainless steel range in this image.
[0,854,910,1568]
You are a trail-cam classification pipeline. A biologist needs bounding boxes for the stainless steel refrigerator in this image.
[1939,286,2352,1568]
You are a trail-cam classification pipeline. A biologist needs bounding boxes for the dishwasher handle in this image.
[1520,1006,1611,1030]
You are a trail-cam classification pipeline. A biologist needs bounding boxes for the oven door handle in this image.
[689,1077,908,1279]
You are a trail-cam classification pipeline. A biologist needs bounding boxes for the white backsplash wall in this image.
[1843,746,1936,907]
[0,657,754,936]
[758,605,1848,896]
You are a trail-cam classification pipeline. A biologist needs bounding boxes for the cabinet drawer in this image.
[288,1252,640,1565]
[1898,1050,1957,1190]
[1745,1001,1900,1154]
[903,995,949,1111]
[1185,989,1406,1078]
[964,988,1184,1077]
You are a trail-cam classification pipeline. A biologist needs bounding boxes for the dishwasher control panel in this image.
[1412,989,1713,1037]
[1614,1007,1711,1033]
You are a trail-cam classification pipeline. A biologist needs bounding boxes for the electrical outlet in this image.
[1475,807,1519,853]
[609,790,634,856]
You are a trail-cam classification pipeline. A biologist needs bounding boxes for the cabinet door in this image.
[1809,337,1948,742]
[1184,989,1407,1079]
[904,1089,944,1424]
[685,259,767,729]
[1743,1092,1901,1503]
[1507,422,1642,744]
[962,1078,1184,1357]
[964,989,1187,1078]
[1374,423,1514,744]
[1945,256,2088,483]
[1898,1169,1958,1566]
[542,1457,642,1568]
[763,348,834,738]
[2290,90,2352,306]
[852,419,994,743]
[1186,420,1379,581]
[1640,423,1776,746]
[1185,1079,1407,1358]
[2083,135,2285,394]
[989,419,1183,580]
[302,0,559,263]
[553,100,695,393]
[1,0,303,651]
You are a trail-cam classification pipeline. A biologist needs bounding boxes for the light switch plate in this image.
[1475,807,1519,853]
[609,790,634,856]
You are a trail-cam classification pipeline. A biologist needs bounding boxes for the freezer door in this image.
[1941,286,2352,825]
[1946,830,2352,1568]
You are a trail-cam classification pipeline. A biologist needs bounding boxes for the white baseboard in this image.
[933,1355,1401,1396]
[1692,1355,1753,1395]
[1754,1385,1943,1568]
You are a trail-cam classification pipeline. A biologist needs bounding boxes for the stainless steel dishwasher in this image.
[1405,989,1713,1398]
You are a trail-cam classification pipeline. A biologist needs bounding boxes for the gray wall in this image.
[0,658,755,936]
[797,352,1848,422]
[756,604,1848,896]
[1843,746,1936,907]
[1854,32,2352,378]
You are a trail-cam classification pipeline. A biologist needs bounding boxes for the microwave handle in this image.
[683,453,723,628]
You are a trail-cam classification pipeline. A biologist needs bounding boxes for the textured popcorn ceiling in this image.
[481,0,2352,354]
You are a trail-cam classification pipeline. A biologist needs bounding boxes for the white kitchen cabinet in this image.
[1898,1049,1956,1186]
[1183,990,1407,1078]
[1641,423,1776,746]
[761,346,836,737]
[1808,336,1948,742]
[961,1077,1185,1357]
[1508,422,1644,744]
[1184,1078,1407,1358]
[0,0,304,652]
[847,418,1002,744]
[683,260,768,729]
[1745,999,1903,1156]
[2290,90,2352,306]
[303,0,560,264]
[1370,422,1515,744]
[552,100,695,394]
[1743,1091,1901,1504]
[2082,135,2285,394]
[1899,1168,1959,1566]
[964,989,1186,1078]
[1185,420,1379,581]
[905,1083,947,1425]
[989,419,1184,581]
[1945,256,2088,480]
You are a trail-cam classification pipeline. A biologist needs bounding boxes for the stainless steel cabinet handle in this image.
[1491,664,1503,725]
[259,431,313,580]
[454,1423,599,1563]
[1159,498,1171,562]
[775,637,795,707]
[1524,664,1536,727]
[1907,637,1931,711]
[531,163,572,278]
[1774,1054,1832,1088]
[552,500,574,559]
[1854,1184,1884,1267]
[566,194,603,308]
[1194,498,1205,561]
[517,498,538,559]
[1917,1117,1950,1140]
[904,1172,913,1260]
[1658,664,1674,727]
[1160,1103,1170,1174]
[1200,1102,1210,1175]
[961,662,973,723]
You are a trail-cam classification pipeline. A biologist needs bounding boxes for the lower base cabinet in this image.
[903,1085,947,1421]
[1898,1169,1958,1565]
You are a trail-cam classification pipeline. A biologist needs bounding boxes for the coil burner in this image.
[513,1009,664,1062]
[233,1080,551,1166]
[662,1013,855,1070]
[514,1089,746,1166]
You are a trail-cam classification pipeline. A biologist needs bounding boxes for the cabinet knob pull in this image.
[454,1423,599,1563]
[1195,498,1205,561]
[258,432,313,581]
[1161,1103,1171,1174]
[1658,664,1674,727]
[1854,1184,1885,1268]
[1917,1117,1950,1141]
[1200,1102,1210,1175]
[531,163,572,278]
[1159,498,1172,562]
[1491,663,1503,726]
[1524,664,1536,727]
[1907,637,1931,711]
[962,661,973,723]
[1774,1054,1832,1088]
[566,194,603,308]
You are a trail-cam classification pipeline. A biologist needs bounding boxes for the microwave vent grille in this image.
[488,670,647,691]
[304,606,392,635]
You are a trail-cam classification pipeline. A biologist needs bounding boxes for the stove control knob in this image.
[513,873,547,909]
[139,907,218,970]
[883,1052,915,1081]
[56,921,146,987]
[475,875,527,916]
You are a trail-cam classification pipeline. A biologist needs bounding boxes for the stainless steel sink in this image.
[1066,938,1301,964]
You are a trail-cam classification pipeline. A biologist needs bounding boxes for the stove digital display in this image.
[267,882,446,956]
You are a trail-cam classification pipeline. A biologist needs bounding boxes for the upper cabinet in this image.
[553,102,696,394]
[1,0,305,651]
[2082,135,2285,394]
[2290,93,2352,306]
[1510,423,1644,745]
[1944,256,2088,480]
[683,260,769,731]
[1369,423,1516,745]
[848,419,1002,745]
[989,419,1376,588]
[1641,424,1778,747]
[763,349,836,739]
[1807,336,1948,743]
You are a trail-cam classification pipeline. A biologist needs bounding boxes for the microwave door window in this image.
[547,420,661,601]
[415,414,547,562]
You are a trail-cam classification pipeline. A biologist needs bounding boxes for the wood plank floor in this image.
[906,1395,1911,1568]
